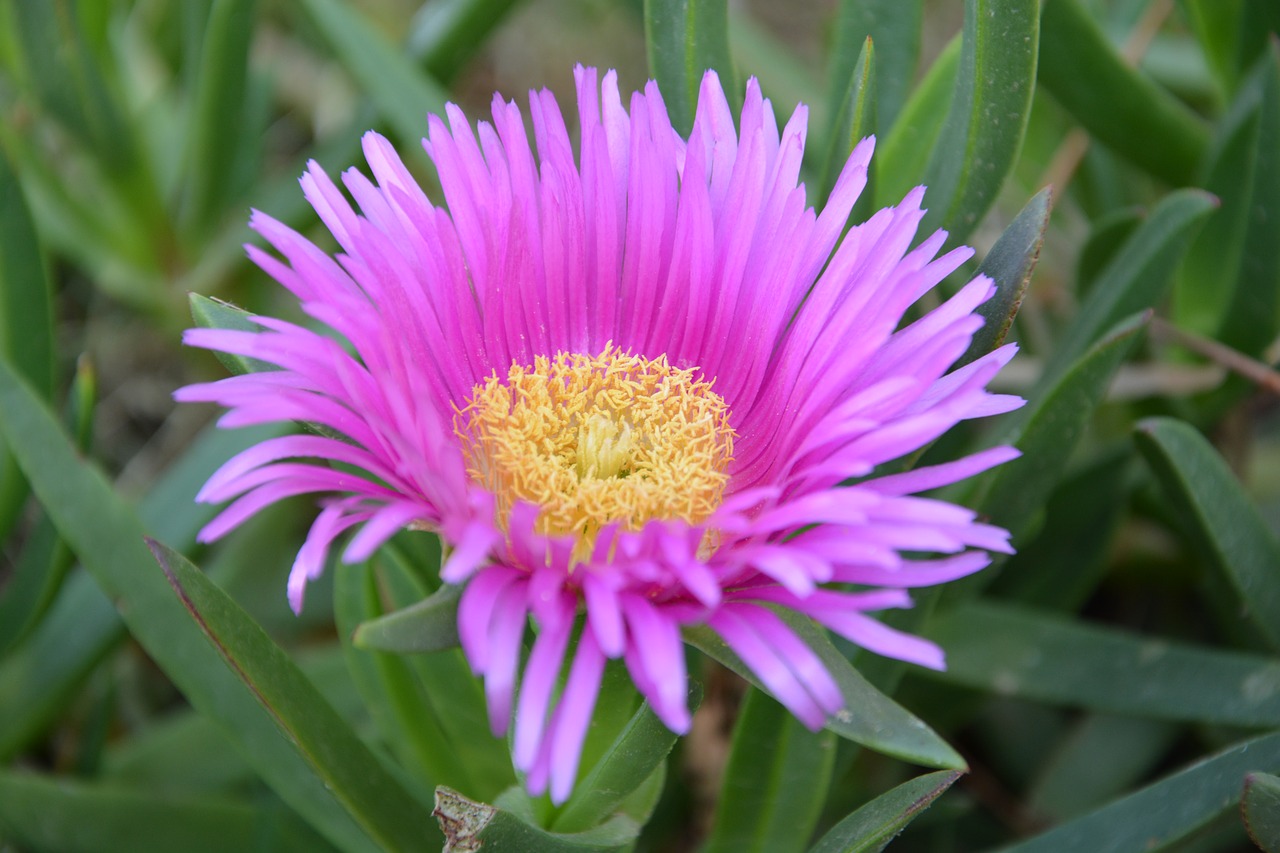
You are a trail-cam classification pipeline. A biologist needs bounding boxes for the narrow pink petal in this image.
[548,630,607,804]
[513,603,575,770]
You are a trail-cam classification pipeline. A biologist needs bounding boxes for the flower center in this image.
[456,345,735,558]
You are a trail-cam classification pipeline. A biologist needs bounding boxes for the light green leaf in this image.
[1135,417,1280,653]
[0,770,332,853]
[875,35,959,206]
[1243,772,1280,853]
[704,689,836,853]
[643,0,736,136]
[1039,0,1209,185]
[410,0,525,83]
[806,770,962,853]
[189,293,272,376]
[923,600,1280,728]
[999,732,1280,853]
[435,787,639,852]
[918,0,1039,246]
[820,36,876,214]
[1076,206,1143,298]
[298,0,449,154]
[353,580,462,653]
[686,610,965,771]
[825,0,920,133]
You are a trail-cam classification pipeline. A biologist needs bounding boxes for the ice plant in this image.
[178,66,1023,804]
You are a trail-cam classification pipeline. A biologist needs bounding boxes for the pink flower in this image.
[178,66,1023,804]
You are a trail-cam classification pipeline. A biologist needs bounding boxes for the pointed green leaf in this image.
[552,684,699,833]
[923,600,1280,727]
[686,609,965,770]
[825,0,920,133]
[918,0,1039,246]
[876,35,959,206]
[150,538,440,851]
[820,37,876,214]
[298,0,449,154]
[410,0,526,84]
[0,771,332,853]
[353,581,462,653]
[807,770,962,853]
[435,787,639,852]
[189,293,274,376]
[643,0,736,136]
[704,689,836,853]
[1077,206,1143,298]
[1000,732,1280,853]
[956,187,1051,369]
[1040,189,1216,388]
[1039,0,1209,185]
[1243,772,1280,853]
[1135,417,1280,653]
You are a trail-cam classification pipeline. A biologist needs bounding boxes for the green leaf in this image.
[0,770,332,853]
[1000,732,1280,853]
[298,0,449,154]
[955,186,1050,370]
[1039,189,1216,389]
[686,610,965,771]
[1135,417,1280,653]
[353,580,462,653]
[181,0,257,239]
[151,538,440,851]
[0,356,398,852]
[435,787,639,852]
[1038,0,1210,185]
[552,685,699,833]
[806,769,962,853]
[409,0,524,84]
[918,0,1039,247]
[825,0,920,133]
[820,36,876,214]
[1076,206,1143,299]
[643,0,736,136]
[875,35,959,206]
[923,600,1280,728]
[1243,772,1280,853]
[704,689,836,853]
[189,293,274,377]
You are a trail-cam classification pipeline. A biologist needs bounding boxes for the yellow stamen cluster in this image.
[456,345,735,559]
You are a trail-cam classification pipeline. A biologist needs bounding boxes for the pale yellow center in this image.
[456,344,735,559]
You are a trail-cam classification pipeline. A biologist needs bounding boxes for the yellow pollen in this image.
[455,344,735,560]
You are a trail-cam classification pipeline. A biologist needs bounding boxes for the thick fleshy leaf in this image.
[806,770,962,853]
[1038,0,1209,185]
[1136,417,1280,653]
[298,0,449,154]
[0,771,331,853]
[1077,206,1143,298]
[1000,732,1280,852]
[918,0,1039,246]
[819,36,876,217]
[956,186,1050,369]
[551,684,700,833]
[643,0,736,135]
[1039,189,1216,388]
[686,610,965,771]
[181,0,257,238]
[924,601,1280,727]
[703,689,836,853]
[151,538,440,851]
[353,580,462,653]
[825,0,920,133]
[1243,772,1280,853]
[435,787,639,852]
[189,293,275,377]
[875,35,959,206]
[410,0,526,83]
[0,357,395,852]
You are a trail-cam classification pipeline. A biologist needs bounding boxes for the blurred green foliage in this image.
[1,0,1279,851]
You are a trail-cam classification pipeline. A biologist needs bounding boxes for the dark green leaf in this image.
[435,787,639,852]
[923,601,1280,727]
[1076,206,1143,299]
[1243,772,1280,853]
[353,581,462,653]
[825,0,920,132]
[955,186,1050,369]
[820,36,876,215]
[1135,417,1280,652]
[643,0,736,136]
[552,685,699,833]
[999,732,1280,853]
[704,689,836,853]
[1039,0,1210,185]
[409,0,524,83]
[686,610,965,770]
[0,771,332,853]
[918,0,1040,247]
[807,770,962,853]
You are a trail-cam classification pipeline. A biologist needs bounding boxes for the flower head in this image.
[178,66,1023,804]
